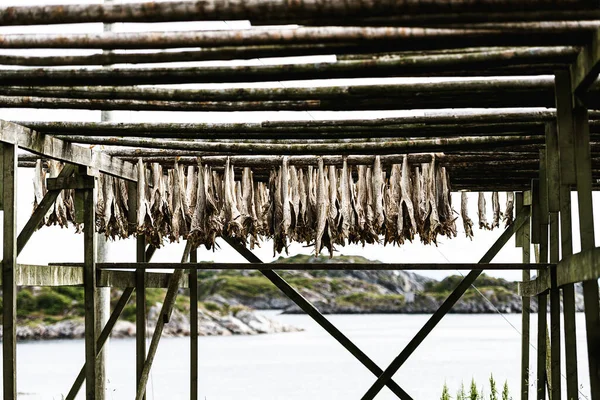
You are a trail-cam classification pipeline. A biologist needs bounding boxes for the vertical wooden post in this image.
[2,143,17,400]
[517,192,531,400]
[537,150,549,400]
[190,248,199,400]
[83,175,98,400]
[546,122,562,400]
[573,105,600,400]
[554,70,579,400]
[128,177,147,400]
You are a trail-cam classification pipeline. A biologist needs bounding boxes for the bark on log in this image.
[0,47,575,86]
[0,27,581,49]
[54,134,544,154]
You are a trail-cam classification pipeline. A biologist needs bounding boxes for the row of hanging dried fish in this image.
[32,156,515,256]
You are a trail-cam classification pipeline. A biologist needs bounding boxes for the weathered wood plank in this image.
[98,270,188,288]
[2,143,17,400]
[0,119,136,182]
[549,213,561,400]
[521,194,531,400]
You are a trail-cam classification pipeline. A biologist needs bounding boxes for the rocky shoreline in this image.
[1,305,300,341]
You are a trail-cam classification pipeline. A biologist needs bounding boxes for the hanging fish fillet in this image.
[384,163,401,245]
[491,192,501,229]
[315,158,334,257]
[273,157,291,255]
[45,160,69,228]
[372,157,385,235]
[223,158,244,240]
[421,157,441,244]
[241,167,259,248]
[478,192,491,230]
[295,168,311,244]
[188,160,207,250]
[289,165,300,235]
[461,192,474,239]
[136,159,154,237]
[338,158,352,245]
[186,165,197,218]
[32,160,48,227]
[504,192,515,227]
[437,167,456,238]
[398,155,417,244]
[205,167,223,249]
[149,163,172,246]
[327,165,340,243]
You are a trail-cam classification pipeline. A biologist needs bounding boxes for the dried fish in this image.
[504,192,515,227]
[338,158,352,244]
[421,157,442,244]
[372,156,385,235]
[223,158,243,240]
[315,158,334,257]
[188,160,207,250]
[136,159,153,236]
[461,192,474,240]
[32,160,48,227]
[149,163,172,246]
[398,155,417,243]
[478,192,491,230]
[328,165,340,243]
[491,191,501,229]
[45,160,68,228]
[384,163,401,245]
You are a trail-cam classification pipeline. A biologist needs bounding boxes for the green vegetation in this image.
[337,292,405,308]
[444,376,510,400]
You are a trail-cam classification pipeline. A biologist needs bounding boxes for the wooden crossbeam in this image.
[0,119,136,182]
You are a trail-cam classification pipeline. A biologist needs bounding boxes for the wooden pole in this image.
[0,1,592,26]
[83,174,98,400]
[190,249,198,400]
[536,150,548,400]
[0,47,575,86]
[2,143,17,400]
[517,193,531,400]
[573,105,600,400]
[554,70,579,400]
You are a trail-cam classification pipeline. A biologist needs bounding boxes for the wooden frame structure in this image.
[1,1,600,399]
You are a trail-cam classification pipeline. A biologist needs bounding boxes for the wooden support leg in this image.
[549,213,561,400]
[555,71,579,400]
[83,178,98,400]
[190,248,198,400]
[224,237,412,400]
[517,193,531,400]
[573,105,600,400]
[136,236,147,400]
[2,143,17,400]
[358,209,529,400]
[135,242,191,400]
[65,288,134,400]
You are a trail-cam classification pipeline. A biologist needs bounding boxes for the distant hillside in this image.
[199,254,580,314]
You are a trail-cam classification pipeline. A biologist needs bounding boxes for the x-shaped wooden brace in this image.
[360,208,529,399]
[223,237,413,399]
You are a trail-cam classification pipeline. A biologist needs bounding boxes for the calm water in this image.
[1,313,591,399]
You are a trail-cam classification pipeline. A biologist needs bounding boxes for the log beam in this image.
[571,28,600,95]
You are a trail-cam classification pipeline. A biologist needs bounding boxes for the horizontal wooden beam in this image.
[0,47,575,86]
[518,269,550,297]
[4,265,188,288]
[557,245,600,286]
[0,120,137,182]
[56,262,551,271]
[0,1,594,26]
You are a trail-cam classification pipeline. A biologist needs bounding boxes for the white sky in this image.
[2,0,599,282]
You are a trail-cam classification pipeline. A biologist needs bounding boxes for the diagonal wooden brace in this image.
[360,207,530,400]
[65,287,134,400]
[224,237,412,400]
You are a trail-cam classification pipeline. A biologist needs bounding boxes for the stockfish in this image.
[437,167,456,238]
[328,165,340,243]
[338,158,352,245]
[45,160,69,228]
[491,192,501,229]
[461,192,474,239]
[32,160,48,227]
[398,155,417,243]
[315,158,334,257]
[372,156,385,235]
[421,158,442,244]
[384,163,401,245]
[188,160,207,250]
[504,192,515,227]
[204,166,223,249]
[136,159,154,237]
[478,192,491,230]
[149,163,172,246]
[242,167,259,248]
[223,158,244,241]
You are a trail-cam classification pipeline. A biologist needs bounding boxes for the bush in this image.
[121,304,136,322]
[36,289,71,315]
[17,289,37,315]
